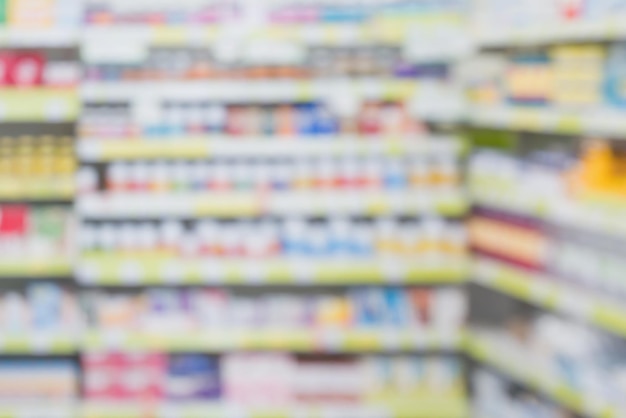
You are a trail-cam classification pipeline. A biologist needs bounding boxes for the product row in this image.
[84,286,466,333]
[469,208,626,302]
[468,44,626,109]
[471,287,626,415]
[0,136,75,179]
[468,139,626,207]
[0,284,466,336]
[0,51,79,87]
[84,0,466,26]
[84,46,445,82]
[0,0,80,28]
[83,352,464,405]
[80,218,466,259]
[83,157,459,194]
[80,101,424,138]
[0,206,73,261]
[0,283,81,335]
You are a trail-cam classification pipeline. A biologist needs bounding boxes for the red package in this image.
[0,205,28,237]
[0,53,15,86]
[7,52,45,87]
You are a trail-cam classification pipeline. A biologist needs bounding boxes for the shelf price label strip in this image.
[472,258,626,342]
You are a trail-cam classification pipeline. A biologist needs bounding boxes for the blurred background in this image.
[0,0,625,417]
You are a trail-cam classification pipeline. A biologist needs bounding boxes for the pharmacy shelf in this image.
[77,190,468,219]
[465,333,621,418]
[0,334,77,355]
[76,255,469,286]
[0,27,79,47]
[0,259,72,278]
[477,18,626,48]
[82,15,464,50]
[81,399,468,418]
[0,403,75,418]
[473,257,626,341]
[471,179,626,240]
[77,136,463,162]
[0,88,79,122]
[0,178,74,201]
[83,23,405,48]
[469,105,626,136]
[82,328,464,353]
[81,80,437,102]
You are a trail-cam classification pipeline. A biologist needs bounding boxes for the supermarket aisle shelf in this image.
[77,136,463,162]
[83,15,466,48]
[81,400,468,418]
[471,181,626,240]
[0,178,74,201]
[84,24,398,48]
[77,191,468,219]
[0,28,79,47]
[82,329,464,353]
[0,334,77,355]
[465,333,620,418]
[473,257,626,341]
[0,88,78,122]
[477,18,626,48]
[0,403,75,418]
[76,255,469,286]
[80,80,450,102]
[469,106,626,136]
[0,259,72,278]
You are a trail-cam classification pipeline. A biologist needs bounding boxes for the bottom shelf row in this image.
[0,352,467,418]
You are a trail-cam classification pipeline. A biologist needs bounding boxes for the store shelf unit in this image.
[0,28,79,47]
[81,400,469,418]
[0,403,76,418]
[465,334,621,418]
[77,136,464,162]
[82,80,415,100]
[82,329,464,353]
[476,18,626,48]
[76,191,468,219]
[472,257,626,343]
[468,106,626,136]
[0,88,79,122]
[470,177,626,240]
[0,259,72,279]
[76,255,469,286]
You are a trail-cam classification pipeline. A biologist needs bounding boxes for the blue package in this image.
[383,160,408,190]
[28,283,62,330]
[167,355,221,401]
[351,288,388,327]
[296,104,316,135]
[383,288,413,328]
[312,103,339,135]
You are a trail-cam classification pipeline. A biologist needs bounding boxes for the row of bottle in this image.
[84,352,464,405]
[81,101,424,138]
[84,47,446,82]
[85,157,459,194]
[80,218,467,258]
[0,136,75,179]
[84,0,465,25]
[85,286,466,332]
[0,283,81,335]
